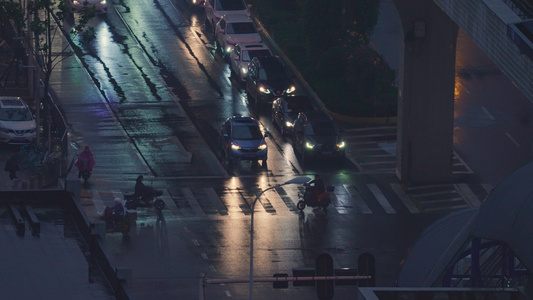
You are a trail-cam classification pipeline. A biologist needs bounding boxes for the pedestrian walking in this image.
[4,154,20,180]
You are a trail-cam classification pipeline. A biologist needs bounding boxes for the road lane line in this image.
[368,184,396,213]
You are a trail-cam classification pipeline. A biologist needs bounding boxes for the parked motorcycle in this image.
[297,184,335,211]
[124,190,166,211]
[99,208,137,236]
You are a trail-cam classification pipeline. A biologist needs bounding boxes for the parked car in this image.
[204,0,251,30]
[215,14,262,58]
[291,111,345,162]
[68,0,108,14]
[229,43,272,82]
[220,115,269,164]
[0,96,37,145]
[246,56,296,104]
[271,95,316,136]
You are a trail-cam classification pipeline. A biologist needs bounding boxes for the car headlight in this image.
[305,141,314,149]
[241,67,247,75]
[225,46,233,53]
[258,144,267,150]
[100,0,106,4]
[337,141,345,148]
[259,86,271,94]
[285,121,294,128]
[73,0,80,4]
[285,86,296,94]
[231,143,241,150]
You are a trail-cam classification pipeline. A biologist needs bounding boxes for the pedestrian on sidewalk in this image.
[75,146,95,178]
[4,153,21,180]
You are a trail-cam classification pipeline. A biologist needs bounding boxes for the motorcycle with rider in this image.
[99,198,136,235]
[124,175,166,210]
[297,174,334,211]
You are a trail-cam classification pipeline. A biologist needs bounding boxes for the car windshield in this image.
[242,50,271,62]
[232,125,263,140]
[0,108,33,121]
[227,22,257,34]
[216,0,246,10]
[258,66,289,81]
[305,122,338,136]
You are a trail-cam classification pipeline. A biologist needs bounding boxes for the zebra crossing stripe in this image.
[204,188,228,215]
[263,189,291,215]
[367,184,396,214]
[390,183,420,213]
[454,184,481,208]
[182,188,207,218]
[481,183,493,194]
[343,184,372,214]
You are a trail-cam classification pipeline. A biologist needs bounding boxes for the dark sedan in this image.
[271,95,316,135]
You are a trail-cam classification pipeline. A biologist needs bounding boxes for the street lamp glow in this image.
[249,176,311,300]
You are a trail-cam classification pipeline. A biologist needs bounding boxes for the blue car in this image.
[220,116,269,164]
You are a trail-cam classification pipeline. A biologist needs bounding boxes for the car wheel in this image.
[297,201,306,211]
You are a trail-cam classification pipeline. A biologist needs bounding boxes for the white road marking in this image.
[455,183,482,208]
[505,132,520,147]
[343,184,372,214]
[368,184,396,213]
[390,183,420,213]
[182,188,208,217]
[481,106,495,120]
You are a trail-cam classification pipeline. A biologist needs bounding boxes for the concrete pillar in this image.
[393,0,458,185]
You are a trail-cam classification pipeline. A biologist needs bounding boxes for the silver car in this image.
[229,43,272,82]
[215,14,262,58]
[0,96,37,145]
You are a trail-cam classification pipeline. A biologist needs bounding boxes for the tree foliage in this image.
[248,0,397,118]
[0,0,95,95]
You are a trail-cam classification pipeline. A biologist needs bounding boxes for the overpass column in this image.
[394,0,458,185]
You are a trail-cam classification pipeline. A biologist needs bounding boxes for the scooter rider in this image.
[134,175,157,201]
[75,146,95,178]
[101,198,125,228]
[305,174,326,204]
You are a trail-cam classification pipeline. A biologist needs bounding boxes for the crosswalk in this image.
[79,181,492,220]
[344,126,473,175]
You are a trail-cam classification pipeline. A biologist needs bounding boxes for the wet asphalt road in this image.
[2,0,533,299]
